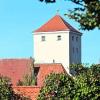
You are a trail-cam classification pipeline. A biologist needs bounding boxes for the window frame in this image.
[72,36,74,41]
[76,37,78,42]
[76,48,78,53]
[57,35,61,41]
[41,36,45,41]
[73,47,74,54]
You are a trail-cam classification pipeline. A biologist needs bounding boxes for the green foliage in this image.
[39,0,100,30]
[90,64,100,80]
[70,64,88,75]
[40,0,55,3]
[38,73,76,100]
[38,64,100,100]
[17,73,36,86]
[0,75,30,100]
[74,69,100,99]
[0,75,12,100]
[66,0,100,30]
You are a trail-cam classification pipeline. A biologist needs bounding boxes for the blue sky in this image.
[0,0,100,64]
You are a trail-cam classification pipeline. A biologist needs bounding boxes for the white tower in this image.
[33,15,82,73]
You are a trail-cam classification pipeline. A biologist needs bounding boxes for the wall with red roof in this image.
[13,86,41,100]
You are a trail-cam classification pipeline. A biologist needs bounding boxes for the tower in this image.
[33,15,82,73]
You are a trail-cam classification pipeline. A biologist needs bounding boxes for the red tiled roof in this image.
[0,59,66,99]
[34,15,80,33]
[0,59,31,85]
[13,86,40,100]
[36,63,66,87]
[0,59,66,87]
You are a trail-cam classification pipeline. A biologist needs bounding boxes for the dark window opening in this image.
[76,37,78,42]
[73,47,74,53]
[72,36,74,41]
[34,67,40,85]
[57,35,61,41]
[41,36,45,41]
[76,48,78,53]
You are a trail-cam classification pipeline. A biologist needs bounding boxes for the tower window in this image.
[57,35,61,41]
[72,36,74,41]
[76,48,78,53]
[73,47,74,53]
[76,37,78,42]
[41,36,45,41]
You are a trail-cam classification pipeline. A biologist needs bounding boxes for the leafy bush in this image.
[38,64,100,100]
[0,75,30,100]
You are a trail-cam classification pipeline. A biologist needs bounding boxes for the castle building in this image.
[33,15,82,73]
[0,15,82,100]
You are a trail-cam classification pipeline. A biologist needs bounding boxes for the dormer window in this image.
[57,35,61,41]
[41,36,45,41]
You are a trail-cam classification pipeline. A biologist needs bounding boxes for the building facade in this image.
[33,15,82,73]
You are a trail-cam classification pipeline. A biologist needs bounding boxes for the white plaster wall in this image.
[34,31,70,73]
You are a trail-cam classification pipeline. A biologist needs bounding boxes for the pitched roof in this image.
[35,63,66,87]
[13,86,40,100]
[0,59,66,87]
[34,15,80,33]
[0,59,31,85]
[13,64,65,99]
[0,59,66,99]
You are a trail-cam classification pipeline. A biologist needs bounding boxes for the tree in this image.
[0,75,30,100]
[37,64,100,100]
[73,64,100,100]
[90,64,100,80]
[37,73,76,100]
[0,75,12,100]
[17,73,36,86]
[39,0,100,30]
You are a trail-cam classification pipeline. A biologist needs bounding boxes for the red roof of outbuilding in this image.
[0,59,31,85]
[36,63,66,87]
[34,15,80,33]
[13,86,40,100]
[13,63,66,99]
[0,59,66,86]
[0,59,66,99]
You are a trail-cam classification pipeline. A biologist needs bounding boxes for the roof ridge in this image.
[0,58,30,61]
[34,15,81,33]
[56,15,70,30]
[34,15,58,32]
[13,86,41,88]
[60,16,81,33]
[34,15,67,32]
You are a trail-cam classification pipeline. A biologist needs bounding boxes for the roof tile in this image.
[13,86,40,100]
[0,59,31,85]
[34,15,80,33]
[36,63,66,86]
[0,59,66,99]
